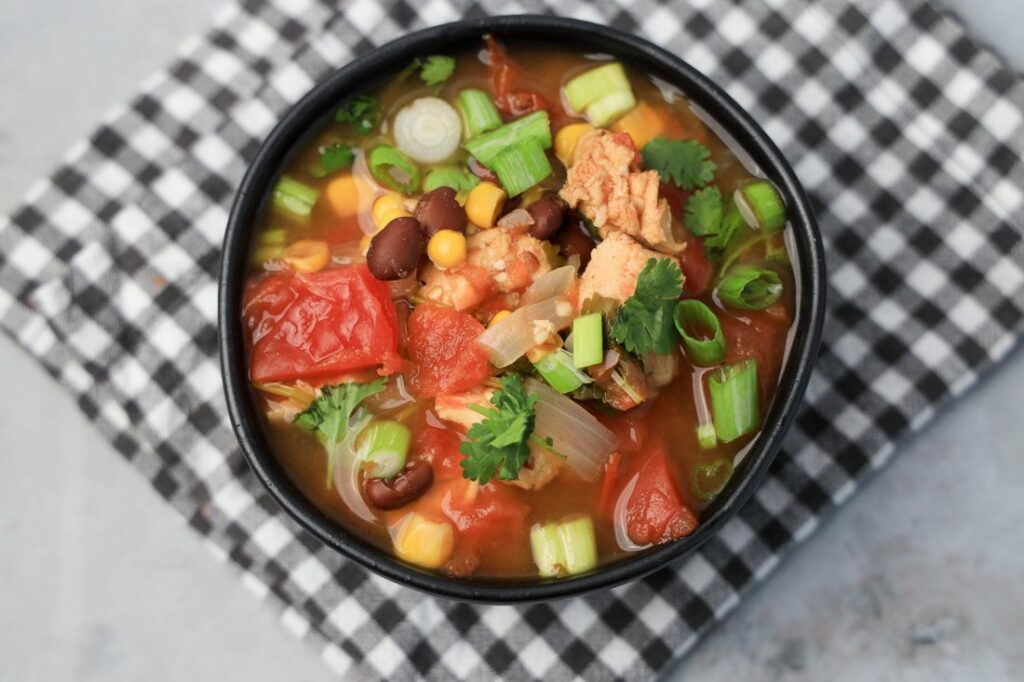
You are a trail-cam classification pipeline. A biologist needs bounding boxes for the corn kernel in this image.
[324,174,370,217]
[372,192,406,225]
[282,239,331,273]
[377,207,413,231]
[426,229,467,269]
[525,334,563,364]
[394,513,454,569]
[488,310,512,328]
[554,123,594,166]
[465,181,507,229]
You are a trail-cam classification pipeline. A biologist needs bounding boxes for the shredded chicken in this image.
[419,228,551,311]
[579,232,679,304]
[559,130,674,250]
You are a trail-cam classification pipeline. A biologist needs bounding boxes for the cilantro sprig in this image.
[335,95,382,135]
[459,374,537,485]
[418,55,456,86]
[294,379,386,487]
[641,137,717,190]
[685,186,723,236]
[611,258,684,356]
[309,142,355,178]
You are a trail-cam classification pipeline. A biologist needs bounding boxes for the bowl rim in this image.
[219,14,826,603]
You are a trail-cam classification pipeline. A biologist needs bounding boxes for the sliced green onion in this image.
[716,265,783,310]
[463,110,552,166]
[490,137,552,197]
[272,176,319,219]
[734,181,786,233]
[534,348,592,394]
[359,420,411,480]
[674,300,727,366]
[457,88,502,137]
[258,228,287,246]
[530,515,598,578]
[692,368,717,449]
[250,245,283,266]
[586,89,637,127]
[708,359,760,443]
[368,145,420,194]
[691,458,733,501]
[423,165,481,193]
[572,313,604,368]
[564,62,631,113]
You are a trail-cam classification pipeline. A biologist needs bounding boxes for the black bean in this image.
[366,216,425,280]
[554,211,596,268]
[363,459,434,510]
[527,193,567,239]
[414,187,466,236]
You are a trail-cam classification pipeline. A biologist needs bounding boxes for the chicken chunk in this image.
[579,232,679,304]
[434,385,563,491]
[419,229,551,311]
[559,130,674,250]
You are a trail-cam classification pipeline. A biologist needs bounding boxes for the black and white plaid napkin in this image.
[2,0,1022,678]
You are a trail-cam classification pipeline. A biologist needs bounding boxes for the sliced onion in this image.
[613,473,650,552]
[476,295,574,367]
[496,208,534,230]
[393,97,461,164]
[520,265,577,306]
[527,379,616,482]
[332,413,375,523]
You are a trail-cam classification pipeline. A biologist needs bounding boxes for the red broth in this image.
[244,38,795,580]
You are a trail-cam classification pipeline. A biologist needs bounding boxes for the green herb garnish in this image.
[684,186,723,236]
[294,379,386,487]
[335,95,382,135]
[418,55,456,86]
[309,142,355,178]
[641,137,716,190]
[459,374,537,485]
[610,258,683,356]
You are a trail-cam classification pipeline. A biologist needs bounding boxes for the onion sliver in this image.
[393,97,461,165]
[477,295,574,367]
[527,379,616,482]
[520,265,577,307]
[332,414,375,522]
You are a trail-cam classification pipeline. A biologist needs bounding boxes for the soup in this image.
[242,37,795,580]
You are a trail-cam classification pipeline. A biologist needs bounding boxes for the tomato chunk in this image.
[413,420,465,480]
[624,447,697,546]
[406,304,492,398]
[242,265,398,383]
[679,234,714,297]
[720,303,791,399]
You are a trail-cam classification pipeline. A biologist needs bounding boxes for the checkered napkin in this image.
[2,0,1022,678]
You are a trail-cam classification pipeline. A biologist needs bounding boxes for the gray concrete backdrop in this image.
[0,1,1021,681]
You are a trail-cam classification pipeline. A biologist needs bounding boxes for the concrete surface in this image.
[0,1,1021,681]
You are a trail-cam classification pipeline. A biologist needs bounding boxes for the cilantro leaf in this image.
[294,379,387,487]
[459,374,537,485]
[335,95,381,135]
[641,137,717,190]
[704,197,746,256]
[309,142,355,178]
[418,55,456,86]
[685,186,723,236]
[611,258,683,356]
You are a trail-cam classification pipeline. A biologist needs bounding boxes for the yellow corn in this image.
[554,123,594,166]
[426,229,467,269]
[465,181,507,229]
[488,310,512,328]
[325,174,369,218]
[373,193,411,231]
[282,239,331,273]
[393,513,454,569]
[610,101,667,149]
[377,207,413,231]
[525,334,564,364]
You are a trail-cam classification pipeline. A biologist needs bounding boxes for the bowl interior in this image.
[219,15,826,603]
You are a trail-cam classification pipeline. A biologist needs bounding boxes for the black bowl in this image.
[219,15,826,603]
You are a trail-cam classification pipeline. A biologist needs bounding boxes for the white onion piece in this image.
[332,413,375,523]
[527,379,616,482]
[476,295,574,367]
[393,97,461,164]
[496,208,534,230]
[613,473,651,552]
[520,265,577,307]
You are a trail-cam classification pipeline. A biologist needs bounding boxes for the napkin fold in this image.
[1,0,1022,679]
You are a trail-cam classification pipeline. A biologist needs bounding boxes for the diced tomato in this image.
[719,304,792,399]
[406,304,492,398]
[679,234,714,297]
[597,406,649,455]
[413,420,465,480]
[486,35,547,120]
[659,181,690,220]
[623,447,697,546]
[441,480,531,577]
[242,265,399,383]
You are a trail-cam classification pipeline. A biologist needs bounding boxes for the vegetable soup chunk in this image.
[244,37,795,580]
